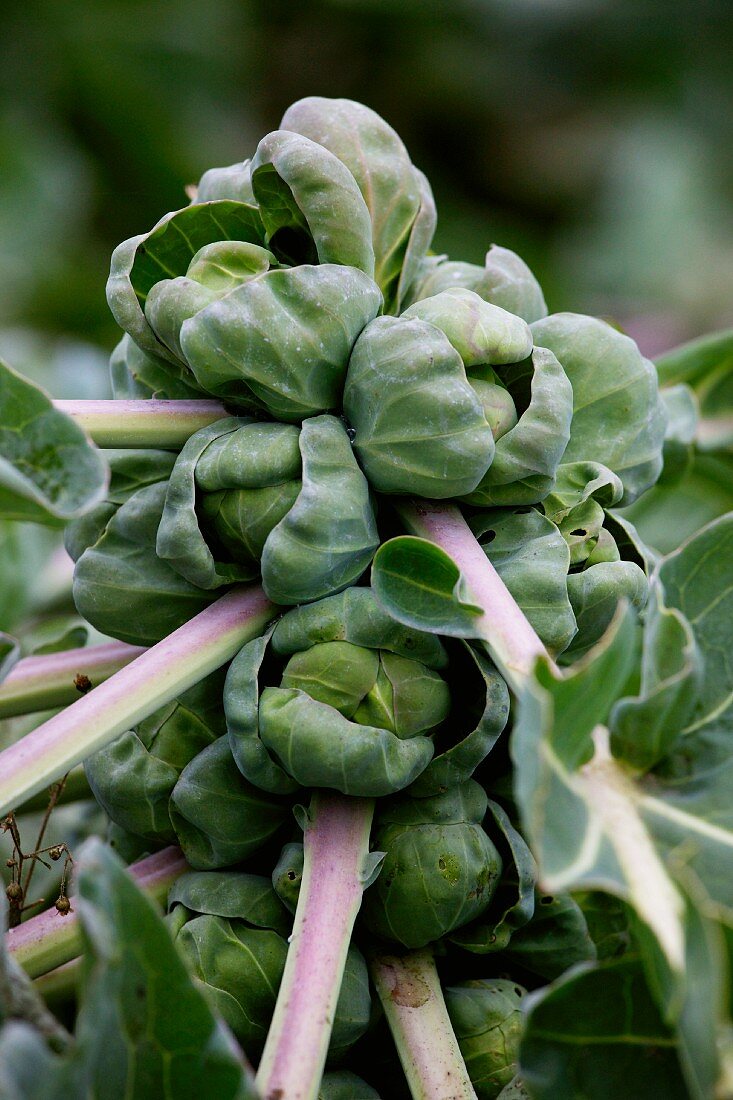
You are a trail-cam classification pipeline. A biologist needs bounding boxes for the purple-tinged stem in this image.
[0,586,275,815]
[371,949,477,1100]
[54,399,227,449]
[397,500,554,691]
[7,846,188,979]
[0,641,145,719]
[255,792,375,1100]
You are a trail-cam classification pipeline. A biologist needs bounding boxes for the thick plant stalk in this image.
[0,586,275,815]
[6,845,187,978]
[256,792,375,1100]
[371,950,477,1100]
[397,499,554,690]
[0,641,145,719]
[54,398,227,448]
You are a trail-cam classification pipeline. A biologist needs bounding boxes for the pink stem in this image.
[0,641,145,719]
[255,793,375,1100]
[7,846,188,978]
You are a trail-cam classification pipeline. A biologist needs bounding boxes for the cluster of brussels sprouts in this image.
[69,95,667,1097]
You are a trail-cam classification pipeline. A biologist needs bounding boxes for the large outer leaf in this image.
[280,96,430,312]
[68,838,255,1098]
[344,315,495,498]
[72,482,216,645]
[470,508,576,656]
[250,129,375,276]
[261,416,379,604]
[408,245,547,324]
[531,313,667,505]
[107,201,265,365]
[0,359,108,525]
[519,957,688,1100]
[180,264,382,421]
[461,348,573,507]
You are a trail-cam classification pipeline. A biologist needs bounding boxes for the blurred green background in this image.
[2,0,732,380]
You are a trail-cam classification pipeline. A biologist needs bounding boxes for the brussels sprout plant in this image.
[1,94,732,1100]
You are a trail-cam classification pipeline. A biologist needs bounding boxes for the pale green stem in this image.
[396,500,554,692]
[16,767,90,815]
[7,845,188,979]
[370,949,477,1100]
[0,641,145,719]
[0,585,275,815]
[54,398,227,449]
[256,792,375,1100]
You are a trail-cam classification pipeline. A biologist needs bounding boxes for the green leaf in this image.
[344,315,495,498]
[180,263,382,420]
[0,359,108,525]
[408,245,547,324]
[469,508,577,656]
[251,129,375,276]
[504,892,596,979]
[319,1071,380,1099]
[169,736,290,869]
[462,348,573,507]
[403,288,533,367]
[195,161,255,205]
[169,871,290,935]
[564,559,648,660]
[72,482,217,645]
[531,313,667,505]
[110,333,207,400]
[280,96,431,312]
[260,415,379,604]
[658,384,698,485]
[106,201,265,365]
[71,837,256,1098]
[519,957,688,1100]
[371,536,484,639]
[655,327,733,389]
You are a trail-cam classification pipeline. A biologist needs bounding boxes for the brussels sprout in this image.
[403,289,533,368]
[272,841,305,913]
[224,588,505,798]
[361,781,503,948]
[280,96,436,313]
[110,333,207,400]
[156,415,379,604]
[444,979,526,1099]
[319,1072,380,1099]
[169,736,291,869]
[85,669,227,843]
[407,244,548,324]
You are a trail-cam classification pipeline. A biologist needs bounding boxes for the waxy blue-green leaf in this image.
[110,333,207,400]
[403,289,533,368]
[361,781,502,948]
[344,315,495,498]
[372,536,484,640]
[449,799,537,954]
[564,559,648,660]
[0,358,108,526]
[72,481,217,645]
[657,384,698,485]
[504,892,596,979]
[195,160,256,205]
[250,129,375,275]
[470,508,576,656]
[408,644,510,797]
[169,736,290,869]
[445,979,526,1100]
[169,871,290,936]
[319,1072,380,1099]
[280,96,433,312]
[519,957,688,1100]
[107,201,265,366]
[179,263,381,420]
[531,313,667,505]
[85,670,226,843]
[409,245,547,324]
[67,838,256,1098]
[461,348,573,507]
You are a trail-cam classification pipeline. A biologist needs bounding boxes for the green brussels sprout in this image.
[531,313,667,506]
[280,96,436,313]
[361,781,503,948]
[156,414,379,604]
[107,196,382,421]
[272,841,304,913]
[85,669,227,844]
[407,244,547,324]
[169,871,372,1064]
[224,589,505,799]
[444,979,526,1099]
[71,480,218,646]
[318,1072,380,1099]
[402,289,533,368]
[110,333,208,400]
[169,736,291,869]
[169,871,290,1057]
